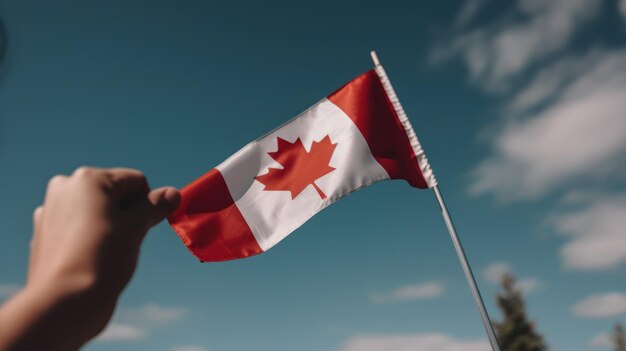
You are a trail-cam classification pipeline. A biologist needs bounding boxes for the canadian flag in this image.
[168,66,437,262]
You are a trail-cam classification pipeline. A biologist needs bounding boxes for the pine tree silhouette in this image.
[613,323,625,351]
[494,273,546,351]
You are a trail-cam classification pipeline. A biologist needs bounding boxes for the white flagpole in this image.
[370,51,501,351]
[432,186,501,351]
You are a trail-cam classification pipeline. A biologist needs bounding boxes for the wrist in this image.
[9,274,116,349]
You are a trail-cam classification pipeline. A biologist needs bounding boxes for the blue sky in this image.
[1,1,625,350]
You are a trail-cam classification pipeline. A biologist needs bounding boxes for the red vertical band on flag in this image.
[167,169,263,262]
[327,70,429,189]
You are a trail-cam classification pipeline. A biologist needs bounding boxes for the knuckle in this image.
[73,166,95,178]
[47,175,67,190]
[114,168,146,180]
[136,172,147,183]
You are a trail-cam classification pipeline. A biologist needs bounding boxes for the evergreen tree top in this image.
[494,273,546,351]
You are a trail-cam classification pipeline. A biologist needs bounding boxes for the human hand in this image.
[0,167,180,350]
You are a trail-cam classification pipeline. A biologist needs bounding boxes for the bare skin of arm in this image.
[0,167,181,351]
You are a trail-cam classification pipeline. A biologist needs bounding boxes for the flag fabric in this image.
[168,66,437,262]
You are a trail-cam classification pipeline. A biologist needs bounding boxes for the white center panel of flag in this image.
[216,99,390,251]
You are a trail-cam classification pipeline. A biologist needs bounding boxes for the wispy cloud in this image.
[434,1,626,203]
[94,303,187,343]
[370,282,444,303]
[118,303,187,324]
[434,0,626,274]
[341,333,489,351]
[454,0,486,28]
[483,262,513,284]
[620,0,626,19]
[515,277,542,295]
[95,323,147,341]
[504,51,599,114]
[171,346,208,351]
[470,50,626,201]
[589,332,613,348]
[482,262,542,294]
[550,195,626,270]
[572,292,626,318]
[431,0,601,91]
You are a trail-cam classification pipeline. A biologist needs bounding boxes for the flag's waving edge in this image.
[169,67,436,262]
[372,65,437,188]
[327,69,437,189]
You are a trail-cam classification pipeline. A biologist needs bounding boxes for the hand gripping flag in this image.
[168,66,437,262]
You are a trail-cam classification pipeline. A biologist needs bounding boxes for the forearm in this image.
[0,280,114,351]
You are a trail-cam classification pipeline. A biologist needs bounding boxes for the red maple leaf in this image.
[255,135,338,199]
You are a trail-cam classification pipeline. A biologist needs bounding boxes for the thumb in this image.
[142,186,181,229]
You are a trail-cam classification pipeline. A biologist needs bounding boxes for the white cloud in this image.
[504,52,598,113]
[171,346,207,351]
[558,189,604,206]
[454,0,486,28]
[482,262,542,294]
[432,0,601,90]
[0,283,20,300]
[92,303,186,343]
[118,303,187,324]
[551,195,626,270]
[483,262,512,284]
[341,333,489,351]
[572,292,626,318]
[370,282,444,303]
[95,323,146,341]
[516,277,542,295]
[589,332,613,348]
[433,0,626,303]
[442,4,626,272]
[470,50,626,200]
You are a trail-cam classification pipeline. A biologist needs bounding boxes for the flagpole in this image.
[370,51,501,351]
[432,186,501,351]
